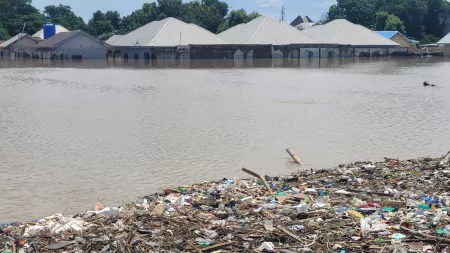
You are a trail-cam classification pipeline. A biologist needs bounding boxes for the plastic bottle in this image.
[431,209,443,226]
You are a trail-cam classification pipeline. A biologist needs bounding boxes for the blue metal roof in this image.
[375,31,398,39]
[376,31,420,44]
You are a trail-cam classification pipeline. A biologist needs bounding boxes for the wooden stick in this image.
[277,225,304,243]
[400,226,450,244]
[200,242,234,252]
[242,168,273,194]
[286,148,303,164]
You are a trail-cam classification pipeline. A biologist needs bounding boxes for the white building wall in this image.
[300,48,319,58]
[4,37,38,53]
[444,44,450,57]
[54,33,107,59]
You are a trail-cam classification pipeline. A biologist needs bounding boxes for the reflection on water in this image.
[1,56,448,69]
[0,57,449,222]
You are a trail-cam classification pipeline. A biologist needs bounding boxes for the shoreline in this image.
[1,153,450,252]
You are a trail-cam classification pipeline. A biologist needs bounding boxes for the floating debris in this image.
[1,152,450,252]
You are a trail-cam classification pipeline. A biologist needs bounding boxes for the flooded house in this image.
[218,16,336,58]
[35,31,108,60]
[376,31,419,54]
[0,34,39,57]
[437,32,450,57]
[303,19,402,57]
[106,17,234,60]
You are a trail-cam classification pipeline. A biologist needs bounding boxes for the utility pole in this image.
[281,5,286,22]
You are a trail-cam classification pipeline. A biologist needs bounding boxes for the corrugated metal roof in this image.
[111,17,230,47]
[32,25,69,39]
[376,31,419,44]
[437,32,450,44]
[376,31,398,39]
[218,16,320,45]
[37,31,80,48]
[0,33,29,48]
[303,19,399,47]
[105,35,124,44]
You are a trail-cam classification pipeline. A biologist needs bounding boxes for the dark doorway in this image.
[0,51,3,57]
[124,53,129,60]
[328,51,334,58]
[308,51,313,58]
[134,53,139,60]
[72,55,82,60]
[144,52,150,60]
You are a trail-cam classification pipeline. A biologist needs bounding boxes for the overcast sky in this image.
[32,0,336,23]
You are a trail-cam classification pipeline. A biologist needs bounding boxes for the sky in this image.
[32,0,337,23]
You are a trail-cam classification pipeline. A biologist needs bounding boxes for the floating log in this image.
[286,148,303,164]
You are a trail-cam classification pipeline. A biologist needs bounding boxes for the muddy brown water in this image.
[1,58,449,223]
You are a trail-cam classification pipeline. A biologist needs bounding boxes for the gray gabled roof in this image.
[105,35,124,44]
[110,17,230,47]
[303,19,399,47]
[218,16,320,45]
[437,32,450,44]
[0,33,31,48]
[37,31,106,49]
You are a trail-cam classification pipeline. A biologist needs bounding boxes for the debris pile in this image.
[1,151,450,252]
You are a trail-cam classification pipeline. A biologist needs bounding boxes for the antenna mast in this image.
[281,5,286,22]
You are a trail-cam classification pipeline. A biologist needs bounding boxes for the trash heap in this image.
[1,152,450,253]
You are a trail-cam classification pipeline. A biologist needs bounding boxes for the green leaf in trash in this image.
[276,192,287,197]
[1,250,12,253]
[381,207,396,212]
[256,180,264,186]
[436,229,450,235]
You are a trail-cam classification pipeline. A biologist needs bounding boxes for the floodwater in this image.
[1,57,449,222]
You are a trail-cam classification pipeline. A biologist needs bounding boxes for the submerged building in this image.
[375,31,418,54]
[218,16,343,58]
[36,31,108,60]
[303,19,401,56]
[290,15,315,30]
[32,25,69,40]
[437,32,450,57]
[0,34,39,57]
[107,17,233,59]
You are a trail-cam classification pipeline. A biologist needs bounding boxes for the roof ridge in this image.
[149,18,173,46]
[353,21,398,45]
[247,16,268,43]
[187,20,231,43]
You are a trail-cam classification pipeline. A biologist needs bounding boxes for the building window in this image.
[124,53,129,59]
[134,53,139,59]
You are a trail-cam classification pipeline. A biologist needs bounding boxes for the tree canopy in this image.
[0,0,261,40]
[327,0,450,43]
[1,0,449,44]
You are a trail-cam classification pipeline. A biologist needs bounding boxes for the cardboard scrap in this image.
[276,193,308,203]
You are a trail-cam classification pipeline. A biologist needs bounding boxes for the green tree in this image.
[119,2,158,34]
[327,0,450,40]
[0,24,8,40]
[328,0,375,28]
[105,10,121,31]
[87,10,114,36]
[385,14,406,33]
[423,0,444,37]
[43,5,87,31]
[375,11,389,30]
[0,0,45,36]
[99,32,113,41]
[217,9,260,33]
